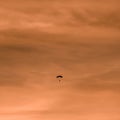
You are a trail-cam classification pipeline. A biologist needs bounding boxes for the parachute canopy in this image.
[56,75,63,78]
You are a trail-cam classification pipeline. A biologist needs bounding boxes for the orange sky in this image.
[0,0,120,120]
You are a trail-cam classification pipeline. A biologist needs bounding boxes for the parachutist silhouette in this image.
[56,75,63,82]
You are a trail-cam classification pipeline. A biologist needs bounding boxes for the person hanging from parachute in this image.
[56,75,63,82]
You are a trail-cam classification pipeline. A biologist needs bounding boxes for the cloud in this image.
[0,0,120,120]
[0,0,120,33]
[0,45,36,53]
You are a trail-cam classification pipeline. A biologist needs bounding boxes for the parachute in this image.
[56,75,63,82]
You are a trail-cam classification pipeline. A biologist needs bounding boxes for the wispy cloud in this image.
[0,0,120,32]
[0,0,120,120]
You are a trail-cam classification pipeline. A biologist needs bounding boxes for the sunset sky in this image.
[0,0,120,120]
